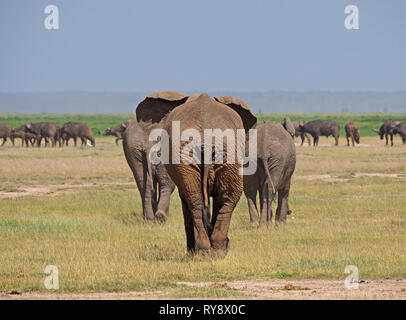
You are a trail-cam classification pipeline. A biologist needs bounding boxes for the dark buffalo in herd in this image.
[104,124,127,145]
[298,120,340,146]
[345,122,360,146]
[373,119,402,146]
[1,118,406,149]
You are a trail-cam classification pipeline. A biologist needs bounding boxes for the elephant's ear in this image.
[136,91,189,125]
[282,117,295,137]
[214,96,257,132]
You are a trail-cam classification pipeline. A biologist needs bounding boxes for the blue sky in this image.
[0,0,405,92]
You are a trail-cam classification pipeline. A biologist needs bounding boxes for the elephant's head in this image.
[282,117,295,138]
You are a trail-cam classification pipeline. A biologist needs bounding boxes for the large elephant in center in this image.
[243,120,296,225]
[136,93,257,254]
[123,92,187,221]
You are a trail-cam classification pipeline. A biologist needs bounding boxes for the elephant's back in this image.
[164,93,244,133]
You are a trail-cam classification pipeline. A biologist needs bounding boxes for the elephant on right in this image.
[243,119,296,225]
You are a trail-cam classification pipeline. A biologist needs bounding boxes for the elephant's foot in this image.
[154,210,168,223]
[250,220,259,227]
[210,237,229,254]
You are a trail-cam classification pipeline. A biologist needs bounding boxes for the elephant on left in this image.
[0,124,14,146]
[123,91,187,221]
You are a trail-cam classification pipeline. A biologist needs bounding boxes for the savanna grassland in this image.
[0,114,405,299]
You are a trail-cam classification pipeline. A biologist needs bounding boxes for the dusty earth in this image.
[2,172,405,199]
[1,279,405,300]
[0,182,134,199]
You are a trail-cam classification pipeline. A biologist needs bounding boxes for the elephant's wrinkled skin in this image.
[0,124,14,146]
[136,92,257,254]
[243,120,296,225]
[345,122,360,147]
[373,119,401,146]
[24,122,59,147]
[393,123,406,145]
[299,120,340,146]
[123,119,176,221]
[61,122,96,147]
[104,124,127,145]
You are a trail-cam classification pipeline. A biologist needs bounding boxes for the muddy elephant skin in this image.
[244,121,296,225]
[300,120,340,146]
[0,124,14,146]
[123,119,175,222]
[136,92,257,255]
[345,122,360,147]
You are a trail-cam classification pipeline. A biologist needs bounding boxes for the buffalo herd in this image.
[1,118,404,149]
[0,121,128,148]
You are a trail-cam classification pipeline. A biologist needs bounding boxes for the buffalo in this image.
[299,120,340,146]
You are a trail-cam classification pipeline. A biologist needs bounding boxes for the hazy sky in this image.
[1,0,405,92]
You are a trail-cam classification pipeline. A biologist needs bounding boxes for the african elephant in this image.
[292,120,311,146]
[0,124,14,146]
[299,120,340,146]
[136,92,257,254]
[373,119,401,146]
[244,120,296,225]
[345,122,360,147]
[123,92,187,221]
[61,122,95,147]
[23,122,59,147]
[104,124,127,145]
[392,123,406,145]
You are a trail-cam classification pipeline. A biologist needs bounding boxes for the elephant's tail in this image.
[261,158,276,203]
[202,163,212,235]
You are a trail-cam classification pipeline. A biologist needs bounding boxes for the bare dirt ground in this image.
[0,182,134,199]
[1,279,405,300]
[295,173,406,182]
[2,172,405,199]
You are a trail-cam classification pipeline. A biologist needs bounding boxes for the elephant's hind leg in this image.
[170,164,211,253]
[210,164,242,252]
[275,184,290,224]
[181,197,195,253]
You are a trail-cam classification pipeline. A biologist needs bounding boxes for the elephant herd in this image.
[0,95,404,256]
